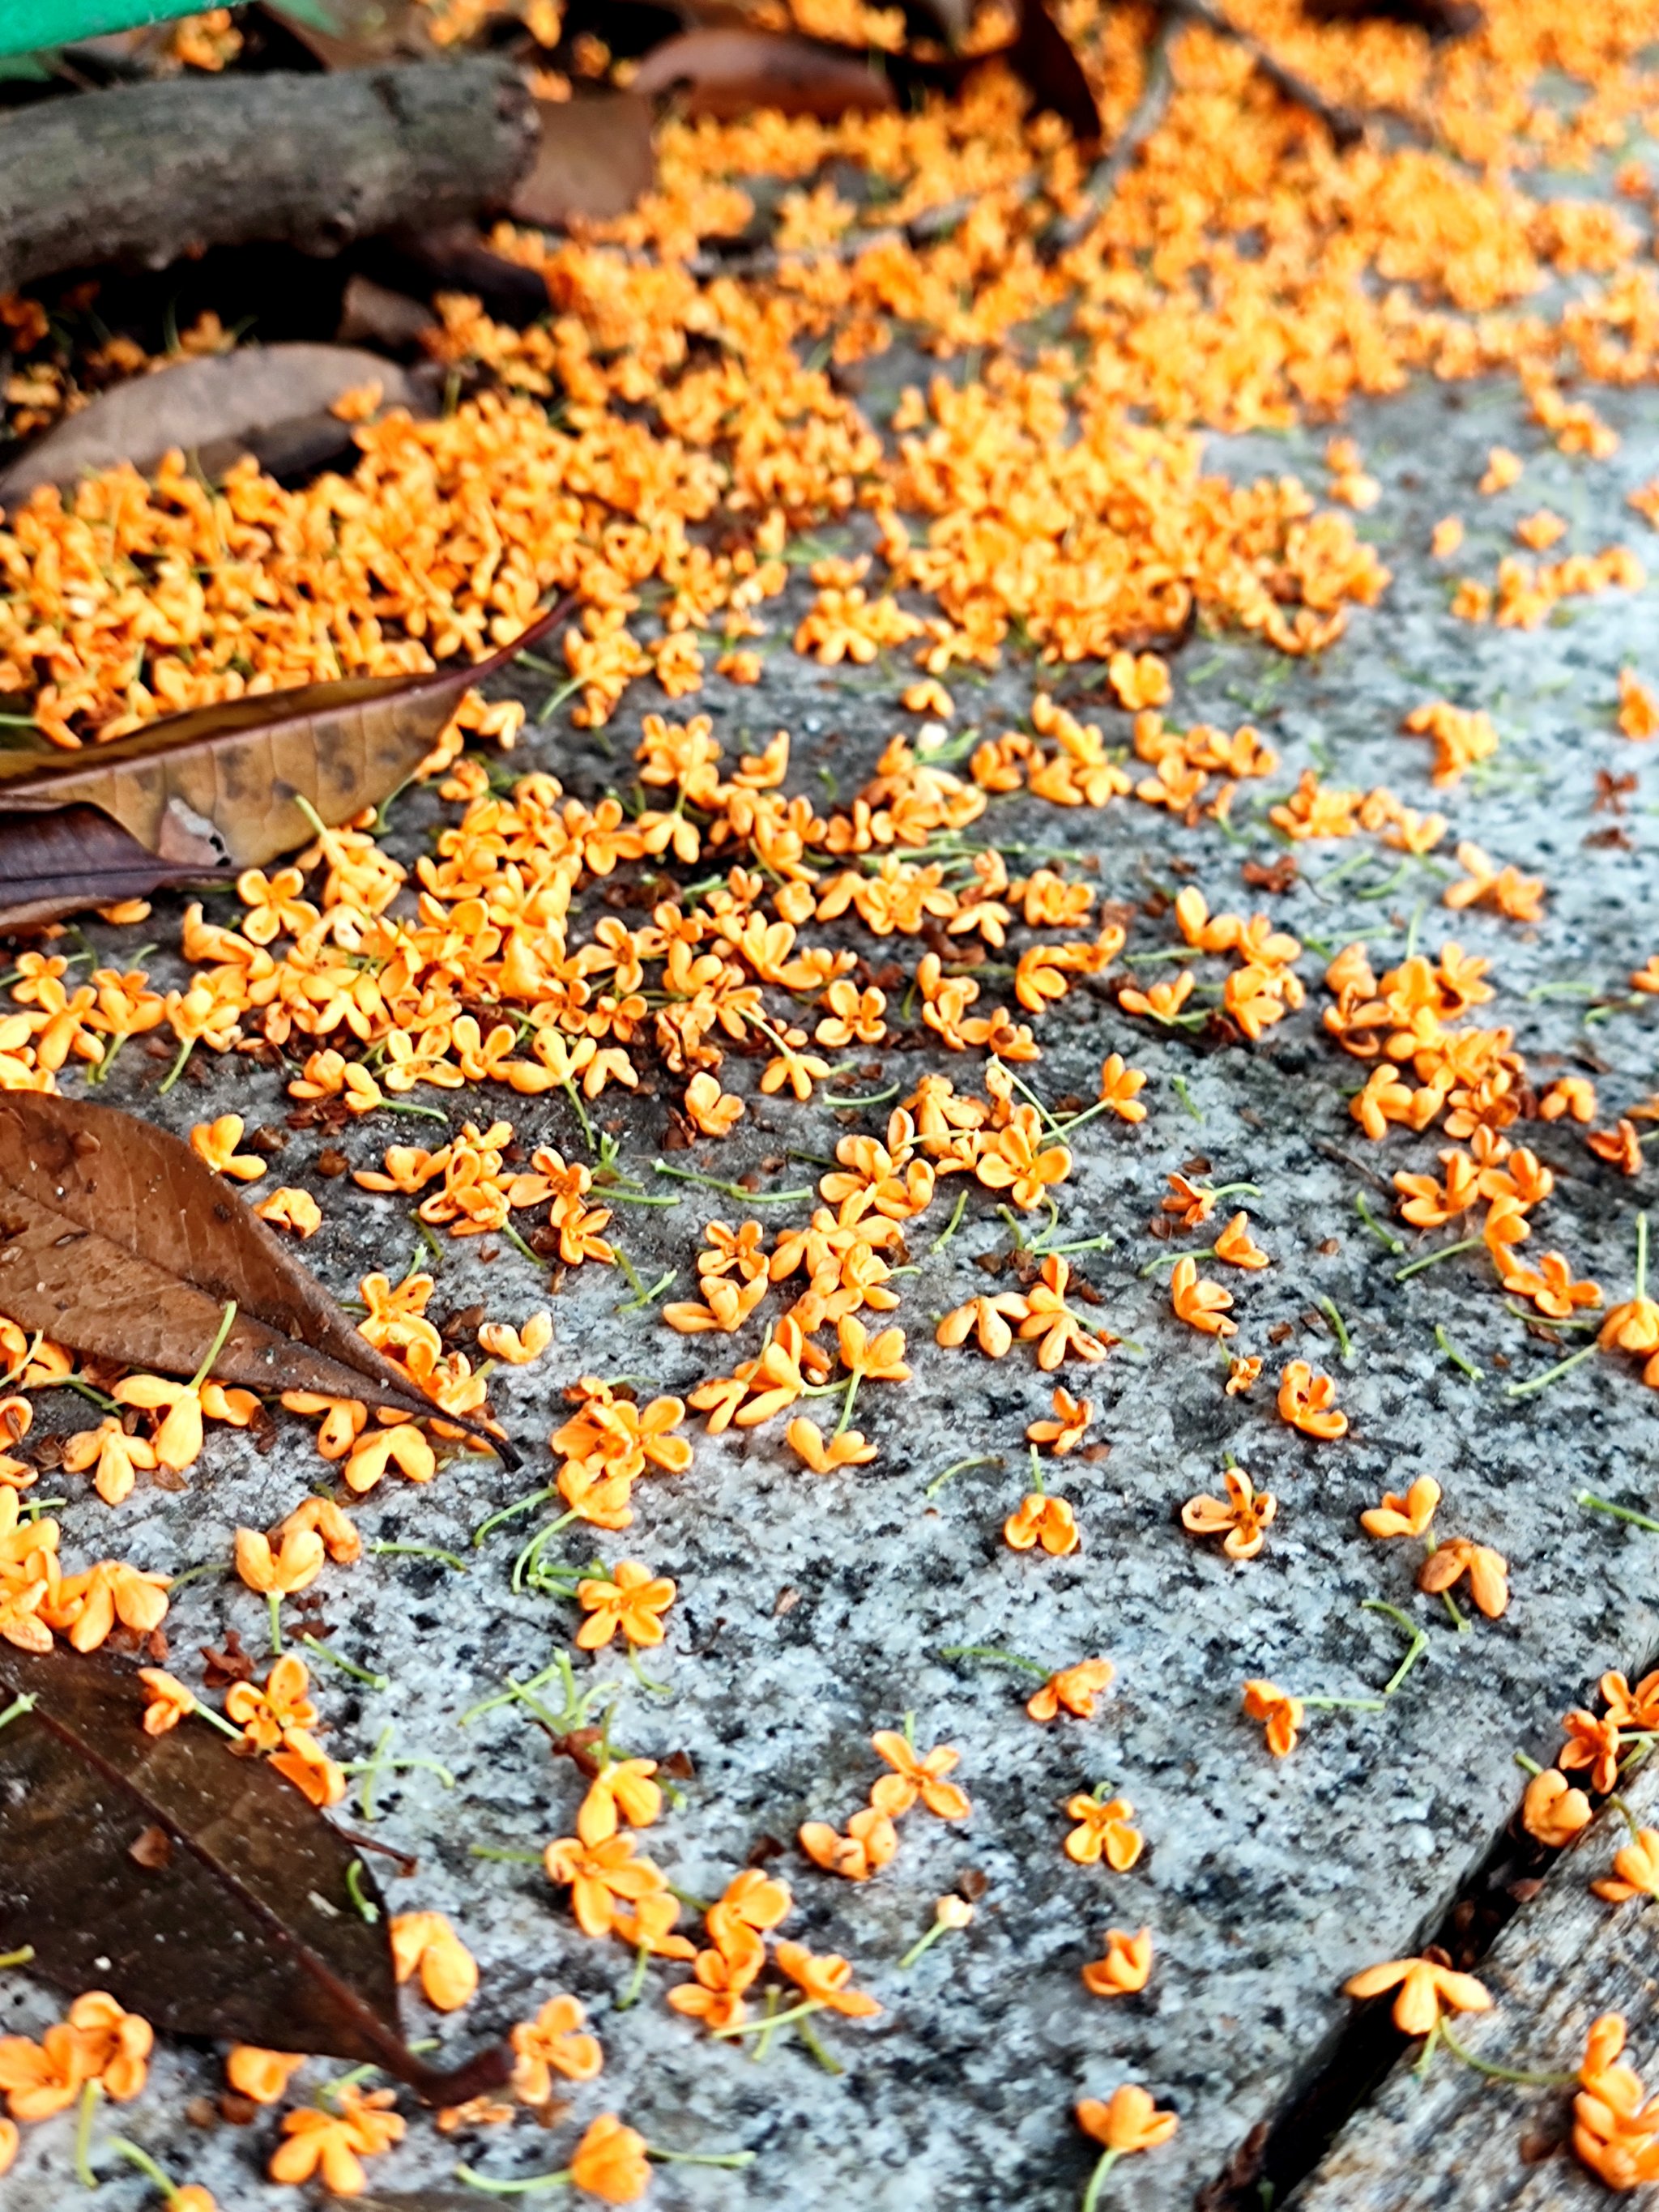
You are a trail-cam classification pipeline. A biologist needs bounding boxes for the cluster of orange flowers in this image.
[548,1376,693,1531]
[800,1728,970,1882]
[0,1481,168,1657]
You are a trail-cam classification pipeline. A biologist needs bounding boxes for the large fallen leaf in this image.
[0,1091,515,1460]
[0,594,570,931]
[0,1643,509,2101]
[631,28,896,118]
[510,92,657,227]
[0,803,223,936]
[0,343,423,504]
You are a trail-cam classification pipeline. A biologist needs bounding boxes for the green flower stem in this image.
[0,1693,36,1733]
[1051,1097,1114,1139]
[832,1084,900,1109]
[193,1700,245,1741]
[615,1939,652,2011]
[1315,1295,1354,1363]
[1394,1236,1481,1282]
[648,2146,757,2170]
[1300,1694,1388,1712]
[501,1224,548,1273]
[1439,2018,1576,2087]
[898,1920,955,1971]
[186,1299,238,1392]
[831,1370,860,1441]
[1354,1191,1405,1255]
[1141,1245,1216,1276]
[1506,1342,1599,1398]
[930,1187,969,1253]
[105,2137,182,2198]
[469,1845,544,1865]
[1579,1491,1659,1534]
[345,1858,380,1924]
[1512,1751,1545,1777]
[369,1540,469,1571]
[713,1997,824,2039]
[654,1161,811,1204]
[790,2016,843,2075]
[1081,2147,1120,2212]
[472,1485,554,1547]
[75,2080,101,2187]
[154,1034,196,1096]
[923,1453,1002,1499]
[1360,1600,1430,1697]
[1171,1072,1202,1123]
[938,1643,1049,1677]
[301,1634,390,1689]
[1434,1324,1483,1382]
[1001,1062,1063,1132]
[0,1945,34,1968]
[455,2159,572,2195]
[268,1590,284,1656]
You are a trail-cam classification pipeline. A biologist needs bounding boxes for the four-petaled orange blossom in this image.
[1342,1953,1493,2038]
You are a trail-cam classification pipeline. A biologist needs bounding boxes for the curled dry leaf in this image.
[0,1642,509,2103]
[0,594,571,932]
[631,29,898,119]
[0,343,424,504]
[0,1092,514,1460]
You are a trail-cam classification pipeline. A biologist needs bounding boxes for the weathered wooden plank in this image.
[1297,1753,1659,2209]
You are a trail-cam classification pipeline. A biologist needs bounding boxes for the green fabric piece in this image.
[0,1,181,58]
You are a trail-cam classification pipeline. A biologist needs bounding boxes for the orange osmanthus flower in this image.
[1226,1353,1261,1396]
[226,2046,306,2105]
[1360,1476,1440,1539]
[1559,1707,1623,1796]
[1027,1657,1113,1723]
[1004,1491,1079,1555]
[1343,1953,1492,2036]
[1026,1387,1093,1454]
[1081,1926,1154,1999]
[1075,2083,1178,2158]
[1520,1769,1592,1848]
[1064,1792,1143,1870]
[1213,1212,1269,1268]
[576,1562,676,1649]
[871,1730,970,1820]
[1418,1536,1508,1619]
[1181,1469,1276,1560]
[390,1912,479,2011]
[511,1995,603,2101]
[1242,1680,1302,1758]
[774,1941,881,2018]
[1574,2012,1659,2191]
[799,1805,899,1882]
[1592,1828,1659,1905]
[1170,1255,1236,1336]
[269,2085,405,2193]
[1277,1360,1347,1439]
[567,2112,652,2203]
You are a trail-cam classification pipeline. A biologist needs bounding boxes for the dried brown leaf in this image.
[510,92,658,226]
[0,1642,507,2101]
[0,595,570,927]
[0,1092,514,1460]
[631,28,896,118]
[0,343,422,504]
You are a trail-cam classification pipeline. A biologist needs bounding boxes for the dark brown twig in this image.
[1043,1,1180,256]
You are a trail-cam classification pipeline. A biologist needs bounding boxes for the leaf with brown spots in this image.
[0,1091,514,1461]
[0,1642,506,2102]
[0,595,570,932]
